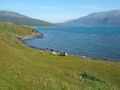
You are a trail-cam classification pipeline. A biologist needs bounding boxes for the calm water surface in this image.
[25,27,120,61]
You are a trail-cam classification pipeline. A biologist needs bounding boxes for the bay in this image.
[25,27,120,61]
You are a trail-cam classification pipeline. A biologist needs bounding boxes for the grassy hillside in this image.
[0,22,120,90]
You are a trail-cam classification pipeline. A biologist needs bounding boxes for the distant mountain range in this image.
[0,10,53,26]
[1,10,120,27]
[65,10,120,27]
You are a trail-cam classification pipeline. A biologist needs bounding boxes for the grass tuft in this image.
[80,72,106,83]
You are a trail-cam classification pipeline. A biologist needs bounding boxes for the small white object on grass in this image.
[82,56,87,58]
[51,51,58,55]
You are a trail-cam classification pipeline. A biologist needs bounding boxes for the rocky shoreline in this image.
[16,28,49,51]
[16,28,43,40]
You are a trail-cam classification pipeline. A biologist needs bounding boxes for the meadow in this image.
[0,22,120,90]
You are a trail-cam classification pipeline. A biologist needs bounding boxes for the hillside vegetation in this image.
[0,22,120,90]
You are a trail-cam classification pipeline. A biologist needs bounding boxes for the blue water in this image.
[25,27,120,61]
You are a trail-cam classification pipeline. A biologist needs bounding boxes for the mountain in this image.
[65,10,120,27]
[0,10,52,26]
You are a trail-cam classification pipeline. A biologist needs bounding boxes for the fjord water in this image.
[25,27,120,61]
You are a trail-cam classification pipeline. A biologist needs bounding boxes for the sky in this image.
[0,0,120,23]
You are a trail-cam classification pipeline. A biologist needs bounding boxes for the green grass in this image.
[0,22,120,90]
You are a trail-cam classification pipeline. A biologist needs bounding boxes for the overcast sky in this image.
[0,0,120,23]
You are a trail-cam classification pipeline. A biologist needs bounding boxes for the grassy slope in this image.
[0,22,120,90]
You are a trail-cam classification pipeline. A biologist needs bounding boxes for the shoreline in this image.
[16,28,48,51]
[16,27,43,40]
[17,27,120,62]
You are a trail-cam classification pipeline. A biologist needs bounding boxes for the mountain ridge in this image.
[65,9,120,27]
[0,10,53,26]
